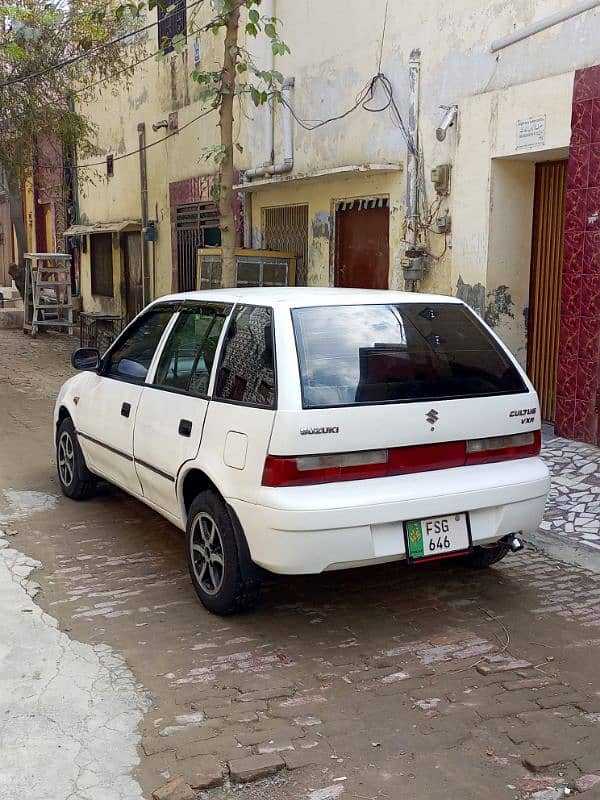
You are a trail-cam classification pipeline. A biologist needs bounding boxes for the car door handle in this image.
[179,419,192,437]
[121,402,131,418]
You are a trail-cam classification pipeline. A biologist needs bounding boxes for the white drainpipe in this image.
[246,76,295,179]
[405,49,421,250]
[491,0,600,52]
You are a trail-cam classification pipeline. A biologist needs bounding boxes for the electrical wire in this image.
[0,0,236,90]
[377,0,389,74]
[68,104,216,171]
[71,46,159,97]
[0,46,161,121]
[282,72,417,157]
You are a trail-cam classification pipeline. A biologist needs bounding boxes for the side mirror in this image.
[72,347,100,371]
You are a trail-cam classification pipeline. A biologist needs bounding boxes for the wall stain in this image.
[485,284,514,328]
[456,275,485,318]
[128,86,149,111]
[311,211,330,239]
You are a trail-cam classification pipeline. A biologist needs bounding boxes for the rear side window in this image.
[154,303,230,395]
[214,305,276,408]
[292,303,527,408]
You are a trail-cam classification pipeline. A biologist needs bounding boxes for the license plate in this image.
[404,513,471,563]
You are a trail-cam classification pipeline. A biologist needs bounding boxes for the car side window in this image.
[214,305,275,408]
[104,307,174,384]
[154,303,231,395]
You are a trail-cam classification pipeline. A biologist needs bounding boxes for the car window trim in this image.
[144,310,181,386]
[290,302,528,411]
[211,302,278,411]
[145,302,234,399]
[100,302,181,385]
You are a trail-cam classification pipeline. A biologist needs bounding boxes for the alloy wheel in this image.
[190,512,225,595]
[58,431,75,487]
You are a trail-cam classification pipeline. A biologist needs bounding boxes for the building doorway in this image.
[124,232,143,321]
[527,160,567,422]
[334,198,389,289]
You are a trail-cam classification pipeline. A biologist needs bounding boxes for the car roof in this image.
[152,287,464,309]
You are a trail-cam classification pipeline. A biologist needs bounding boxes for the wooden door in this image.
[335,202,389,289]
[124,232,143,321]
[527,160,567,422]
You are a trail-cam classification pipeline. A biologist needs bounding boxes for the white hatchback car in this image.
[54,288,550,614]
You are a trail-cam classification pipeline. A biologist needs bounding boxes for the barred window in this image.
[90,234,114,297]
[158,0,186,53]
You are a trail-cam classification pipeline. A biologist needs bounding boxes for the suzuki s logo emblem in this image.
[425,409,439,425]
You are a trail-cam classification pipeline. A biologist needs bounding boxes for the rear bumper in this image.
[228,457,550,574]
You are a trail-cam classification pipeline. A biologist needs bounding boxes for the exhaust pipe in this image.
[504,533,524,553]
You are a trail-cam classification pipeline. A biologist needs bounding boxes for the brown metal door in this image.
[335,201,389,289]
[527,160,567,422]
[124,232,143,321]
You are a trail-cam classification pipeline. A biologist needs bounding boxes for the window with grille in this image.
[90,234,114,297]
[263,204,309,286]
[158,0,186,53]
[176,202,220,292]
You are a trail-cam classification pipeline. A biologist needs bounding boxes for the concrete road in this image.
[0,330,599,800]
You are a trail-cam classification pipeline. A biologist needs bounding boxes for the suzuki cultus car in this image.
[54,289,550,614]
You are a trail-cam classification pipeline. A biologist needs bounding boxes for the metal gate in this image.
[527,160,567,422]
[263,204,308,286]
[176,202,220,291]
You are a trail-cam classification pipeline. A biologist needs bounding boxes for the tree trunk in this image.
[218,4,240,289]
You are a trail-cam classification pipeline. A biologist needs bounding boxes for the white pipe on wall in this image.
[405,49,420,249]
[491,0,600,52]
[245,0,274,178]
[264,0,274,164]
[246,77,294,179]
[266,77,295,175]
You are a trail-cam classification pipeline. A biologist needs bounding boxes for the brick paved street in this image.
[1,330,599,800]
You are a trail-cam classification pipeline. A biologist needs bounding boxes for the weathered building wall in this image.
[77,0,600,310]
[75,0,600,441]
[247,171,404,288]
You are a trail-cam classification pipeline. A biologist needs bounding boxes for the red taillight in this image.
[262,449,389,487]
[465,430,541,465]
[262,431,541,487]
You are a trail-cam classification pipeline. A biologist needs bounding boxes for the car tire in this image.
[56,417,97,500]
[464,541,511,569]
[186,490,260,615]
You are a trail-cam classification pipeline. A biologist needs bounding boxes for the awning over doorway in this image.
[63,220,141,236]
[233,163,403,191]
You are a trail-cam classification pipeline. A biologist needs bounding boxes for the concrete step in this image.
[0,308,24,329]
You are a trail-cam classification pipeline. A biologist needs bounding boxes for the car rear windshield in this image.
[292,303,528,408]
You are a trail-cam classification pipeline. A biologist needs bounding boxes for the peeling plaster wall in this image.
[486,159,536,367]
[451,71,572,360]
[75,0,600,358]
[75,5,230,310]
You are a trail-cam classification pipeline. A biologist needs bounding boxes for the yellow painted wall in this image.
[75,0,592,358]
[248,170,411,289]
